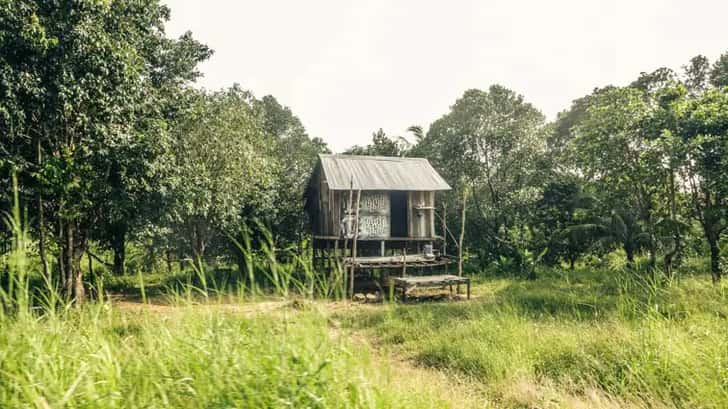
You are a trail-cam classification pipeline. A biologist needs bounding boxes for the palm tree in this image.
[406,125,425,143]
[558,208,649,268]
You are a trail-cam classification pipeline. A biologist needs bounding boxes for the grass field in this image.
[0,298,458,408]
[1,258,727,408]
[339,269,728,408]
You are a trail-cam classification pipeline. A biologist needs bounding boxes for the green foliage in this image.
[420,85,547,264]
[709,51,728,88]
[533,180,596,267]
[345,128,410,157]
[0,0,210,300]
[168,87,277,257]
[254,95,330,246]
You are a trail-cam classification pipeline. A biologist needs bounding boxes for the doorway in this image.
[390,191,408,237]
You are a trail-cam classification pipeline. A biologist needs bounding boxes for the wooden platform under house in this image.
[304,154,470,299]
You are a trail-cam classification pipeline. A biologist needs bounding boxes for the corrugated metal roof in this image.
[318,154,451,191]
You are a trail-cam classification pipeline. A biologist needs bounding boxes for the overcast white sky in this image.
[163,0,728,152]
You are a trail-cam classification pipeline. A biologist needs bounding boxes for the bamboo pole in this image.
[349,189,361,298]
[442,201,448,274]
[441,201,447,257]
[343,178,354,298]
[458,188,468,277]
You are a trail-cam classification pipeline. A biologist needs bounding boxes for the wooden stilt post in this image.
[458,187,468,277]
[442,201,448,275]
[350,189,361,299]
[312,240,318,272]
[402,247,407,277]
[325,239,331,272]
[402,248,408,302]
[457,187,468,295]
[442,201,448,257]
[343,179,354,299]
[333,239,339,273]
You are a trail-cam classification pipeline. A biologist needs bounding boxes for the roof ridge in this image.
[315,154,451,191]
[319,153,426,161]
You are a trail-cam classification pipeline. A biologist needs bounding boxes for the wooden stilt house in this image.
[305,154,469,299]
[306,153,451,248]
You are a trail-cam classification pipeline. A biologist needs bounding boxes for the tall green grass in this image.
[1,305,426,408]
[136,221,350,304]
[0,182,451,408]
[340,268,728,408]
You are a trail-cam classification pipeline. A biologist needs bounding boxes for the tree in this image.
[683,55,711,96]
[91,22,211,276]
[254,95,329,247]
[168,87,276,260]
[631,67,677,94]
[345,128,410,157]
[421,85,547,264]
[0,0,208,302]
[572,86,664,271]
[406,125,425,144]
[681,89,728,282]
[709,52,728,88]
[641,85,690,275]
[534,180,595,269]
[550,92,594,164]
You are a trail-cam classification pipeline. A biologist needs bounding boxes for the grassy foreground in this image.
[2,257,727,407]
[339,268,728,408]
[0,300,453,408]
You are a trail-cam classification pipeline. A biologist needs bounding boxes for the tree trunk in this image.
[58,220,65,286]
[708,236,721,283]
[625,247,635,268]
[71,243,85,304]
[37,140,49,279]
[111,223,127,275]
[664,169,682,275]
[38,192,48,278]
[569,257,575,270]
[648,240,657,281]
[178,251,185,272]
[166,250,173,274]
[87,251,95,299]
[61,220,86,304]
[192,222,206,261]
[63,220,73,297]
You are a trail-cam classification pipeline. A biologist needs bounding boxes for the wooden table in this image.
[391,274,470,301]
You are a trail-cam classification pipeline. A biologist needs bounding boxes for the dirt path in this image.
[327,313,490,408]
[114,296,489,406]
[113,297,290,316]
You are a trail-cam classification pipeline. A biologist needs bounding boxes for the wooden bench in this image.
[391,274,470,301]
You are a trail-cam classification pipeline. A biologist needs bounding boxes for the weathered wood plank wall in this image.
[312,177,437,240]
